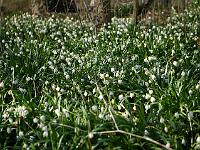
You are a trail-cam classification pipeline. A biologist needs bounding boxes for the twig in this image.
[93,130,173,150]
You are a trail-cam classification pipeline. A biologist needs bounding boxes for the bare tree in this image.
[101,0,111,25]
[31,0,47,16]
[132,0,139,23]
[90,0,111,28]
[132,0,156,24]
[0,0,3,22]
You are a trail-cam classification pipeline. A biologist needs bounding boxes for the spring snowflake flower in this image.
[88,132,94,139]
[98,113,104,119]
[130,93,134,98]
[55,109,61,117]
[118,80,123,84]
[150,74,156,81]
[188,111,193,120]
[166,142,170,149]
[160,117,165,123]
[84,91,88,97]
[145,104,150,113]
[100,74,105,79]
[181,138,186,145]
[150,97,155,103]
[197,136,200,144]
[174,112,179,118]
[65,74,70,80]
[2,112,9,120]
[173,61,178,67]
[144,130,149,136]
[40,115,45,122]
[92,105,98,112]
[33,118,39,123]
[149,90,153,95]
[99,94,103,100]
[18,131,24,138]
[111,67,115,72]
[109,91,114,96]
[62,109,70,118]
[0,81,4,88]
[196,84,200,90]
[7,127,11,134]
[189,89,193,95]
[164,127,168,133]
[145,93,151,99]
[16,106,28,118]
[118,94,124,101]
[56,86,60,92]
[43,130,48,138]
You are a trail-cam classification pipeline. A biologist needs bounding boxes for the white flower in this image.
[23,143,28,149]
[84,91,88,97]
[181,71,186,77]
[164,127,168,133]
[9,118,13,124]
[118,80,123,84]
[150,74,156,80]
[100,74,105,79]
[16,106,28,118]
[149,90,153,95]
[196,84,200,90]
[188,111,193,120]
[118,94,124,101]
[109,91,114,96]
[189,89,193,95]
[33,118,39,123]
[144,130,149,136]
[62,109,69,118]
[40,115,45,122]
[196,136,200,144]
[2,112,9,119]
[43,131,48,137]
[166,142,170,149]
[51,84,56,90]
[173,61,178,67]
[160,117,165,123]
[99,94,103,100]
[12,80,18,85]
[174,112,179,119]
[26,76,32,82]
[65,74,70,80]
[92,105,98,112]
[55,109,61,117]
[145,104,150,112]
[150,97,155,103]
[7,128,11,134]
[130,93,134,98]
[56,86,60,92]
[111,68,115,72]
[98,113,104,119]
[145,93,151,99]
[88,132,94,139]
[181,138,186,145]
[144,58,148,63]
[18,131,24,138]
[19,88,27,94]
[0,81,4,88]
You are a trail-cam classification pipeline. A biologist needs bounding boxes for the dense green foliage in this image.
[0,1,200,149]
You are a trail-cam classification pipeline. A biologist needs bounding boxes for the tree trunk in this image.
[132,0,139,24]
[31,0,47,16]
[90,0,111,28]
[101,0,111,25]
[0,0,3,22]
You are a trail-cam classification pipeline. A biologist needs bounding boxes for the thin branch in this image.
[93,130,173,150]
